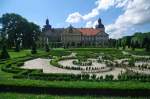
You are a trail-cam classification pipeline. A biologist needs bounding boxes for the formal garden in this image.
[0,48,150,98]
[0,13,150,98]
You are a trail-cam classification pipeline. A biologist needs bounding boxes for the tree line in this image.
[108,32,150,51]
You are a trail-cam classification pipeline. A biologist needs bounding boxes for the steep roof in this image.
[78,28,104,36]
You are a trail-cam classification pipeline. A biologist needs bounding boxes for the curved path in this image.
[21,58,80,74]
[21,58,125,79]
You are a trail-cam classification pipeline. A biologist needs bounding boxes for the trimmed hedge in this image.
[50,56,76,69]
[14,72,83,81]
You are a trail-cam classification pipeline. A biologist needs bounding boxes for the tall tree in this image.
[22,22,41,48]
[0,13,41,49]
[1,13,28,48]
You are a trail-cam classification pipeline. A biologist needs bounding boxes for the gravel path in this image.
[21,58,125,79]
[21,58,81,74]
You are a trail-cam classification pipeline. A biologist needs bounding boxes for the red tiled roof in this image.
[78,28,103,36]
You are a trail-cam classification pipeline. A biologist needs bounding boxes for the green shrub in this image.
[16,62,24,66]
[45,44,50,52]
[0,45,10,59]
[31,43,37,54]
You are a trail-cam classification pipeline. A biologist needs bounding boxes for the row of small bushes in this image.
[118,74,150,82]
[50,56,76,69]
[133,57,150,62]
[14,72,89,81]
[137,65,150,70]
[13,70,116,81]
[72,60,92,66]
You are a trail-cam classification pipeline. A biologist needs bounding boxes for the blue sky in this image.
[0,0,150,38]
[0,0,97,27]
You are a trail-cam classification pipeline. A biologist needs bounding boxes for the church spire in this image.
[46,18,49,25]
[42,18,52,32]
[98,18,102,24]
[96,18,104,29]
[68,24,73,33]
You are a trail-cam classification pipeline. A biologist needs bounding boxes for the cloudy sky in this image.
[0,0,150,38]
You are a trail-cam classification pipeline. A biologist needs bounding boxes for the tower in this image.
[42,19,52,32]
[46,19,50,26]
[96,18,105,29]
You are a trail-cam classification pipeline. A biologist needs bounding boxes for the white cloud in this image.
[85,20,98,28]
[106,0,150,38]
[66,0,129,23]
[85,21,92,28]
[83,8,99,20]
[66,12,82,23]
[66,0,150,39]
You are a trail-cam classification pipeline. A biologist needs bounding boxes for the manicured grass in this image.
[8,50,31,58]
[126,50,150,56]
[68,48,122,53]
[50,50,71,57]
[8,49,46,58]
[0,93,148,99]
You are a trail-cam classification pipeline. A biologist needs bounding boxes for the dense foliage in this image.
[0,13,41,49]
[111,32,150,51]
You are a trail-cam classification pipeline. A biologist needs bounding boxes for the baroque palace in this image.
[42,18,109,47]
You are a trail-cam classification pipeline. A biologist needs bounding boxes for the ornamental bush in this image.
[0,45,10,59]
[45,44,50,52]
[31,43,37,54]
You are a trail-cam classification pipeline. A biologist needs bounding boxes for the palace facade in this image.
[42,18,109,47]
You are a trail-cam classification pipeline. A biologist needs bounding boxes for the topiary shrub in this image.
[91,74,97,80]
[45,43,50,52]
[0,45,10,59]
[31,43,37,54]
[15,41,20,52]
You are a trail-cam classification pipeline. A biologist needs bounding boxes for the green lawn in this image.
[0,93,148,99]
[5,48,150,59]
[8,50,30,58]
[8,49,46,58]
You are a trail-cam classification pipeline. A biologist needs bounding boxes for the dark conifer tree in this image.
[0,45,10,59]
[45,43,50,52]
[31,42,37,54]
